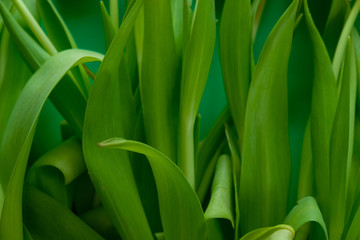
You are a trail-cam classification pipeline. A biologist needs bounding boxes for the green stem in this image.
[13,0,57,55]
[332,0,360,80]
[178,118,195,189]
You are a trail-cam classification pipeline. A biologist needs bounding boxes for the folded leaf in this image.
[27,137,86,206]
[284,196,328,240]
[240,224,295,240]
[98,138,206,240]
[205,154,234,227]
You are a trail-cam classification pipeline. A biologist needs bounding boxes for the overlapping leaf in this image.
[27,137,86,207]
[98,138,206,240]
[82,1,155,239]
[23,187,104,240]
[178,0,216,188]
[0,2,87,135]
[220,0,251,148]
[240,0,298,233]
[284,196,328,239]
[303,0,337,222]
[141,0,179,161]
[0,49,103,240]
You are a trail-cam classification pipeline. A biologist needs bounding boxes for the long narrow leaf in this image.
[178,0,216,188]
[220,0,251,148]
[328,38,357,240]
[240,0,298,233]
[303,0,337,222]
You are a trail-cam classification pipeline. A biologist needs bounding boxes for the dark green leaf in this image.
[304,0,337,222]
[23,187,104,240]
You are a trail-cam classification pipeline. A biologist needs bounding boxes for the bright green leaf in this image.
[284,196,328,240]
[205,154,234,227]
[240,224,295,240]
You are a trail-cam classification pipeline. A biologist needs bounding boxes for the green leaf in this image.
[170,0,183,57]
[80,207,121,240]
[82,1,154,239]
[240,0,298,233]
[23,187,104,240]
[196,140,227,204]
[220,0,251,148]
[343,193,360,239]
[297,120,313,200]
[36,0,91,96]
[303,0,337,222]
[0,1,48,70]
[294,121,312,240]
[0,49,103,240]
[0,28,32,142]
[196,107,230,189]
[225,124,241,238]
[178,0,216,188]
[323,0,347,58]
[36,0,76,51]
[240,224,295,240]
[204,154,234,227]
[141,0,179,161]
[332,0,360,79]
[346,115,360,216]
[328,38,357,240]
[100,1,116,50]
[27,137,86,206]
[98,138,207,240]
[29,137,86,185]
[284,196,328,239]
[0,2,88,135]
